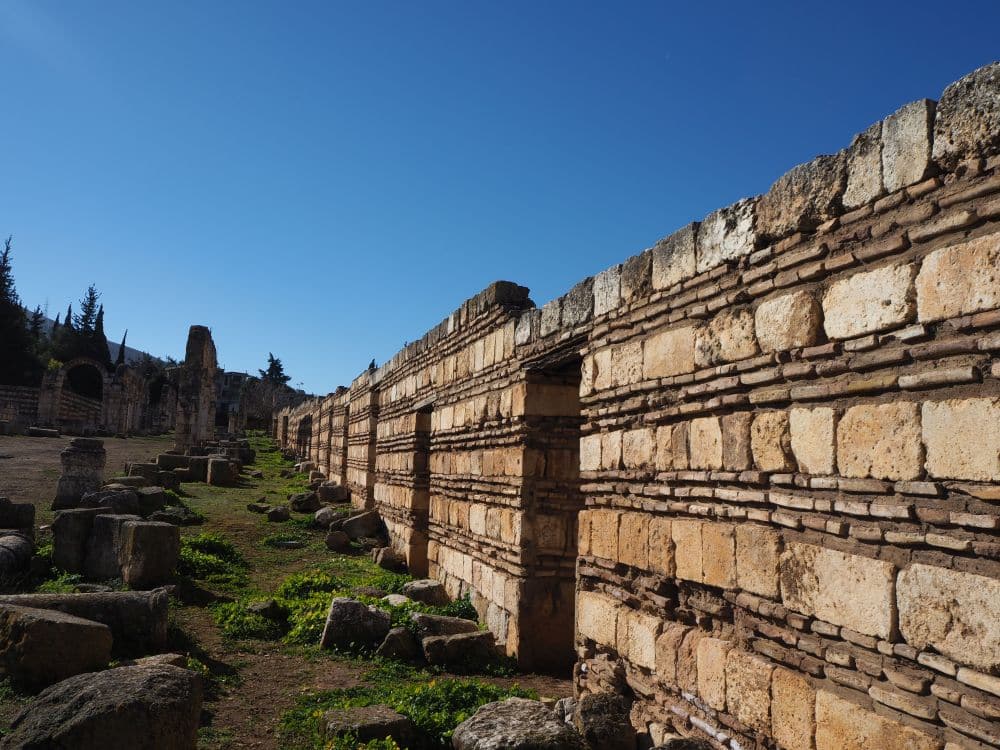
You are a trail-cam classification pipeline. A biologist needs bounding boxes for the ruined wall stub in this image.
[174,325,218,453]
[278,62,1000,748]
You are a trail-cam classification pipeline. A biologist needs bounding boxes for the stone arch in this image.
[38,357,112,433]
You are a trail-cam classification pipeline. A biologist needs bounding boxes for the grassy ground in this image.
[0,433,572,749]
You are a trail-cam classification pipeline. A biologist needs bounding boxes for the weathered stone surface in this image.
[410,611,479,638]
[814,690,941,750]
[0,589,169,652]
[915,232,1000,323]
[324,530,351,552]
[593,266,622,318]
[736,524,781,599]
[324,704,414,745]
[643,326,696,379]
[289,491,320,513]
[771,667,815,750]
[119,521,180,589]
[375,626,422,662]
[372,546,407,572]
[0,664,202,750]
[571,692,635,750]
[652,224,698,290]
[751,411,793,472]
[452,697,588,750]
[317,482,350,503]
[688,417,722,471]
[422,630,496,671]
[52,508,108,573]
[757,153,846,240]
[695,308,758,366]
[267,505,290,522]
[701,523,735,589]
[822,263,917,339]
[0,533,32,575]
[620,251,652,303]
[562,277,594,328]
[320,598,391,650]
[672,519,702,583]
[206,458,238,486]
[696,198,757,273]
[754,290,823,352]
[883,99,935,191]
[696,637,731,710]
[922,397,1000,481]
[611,341,642,387]
[80,487,140,515]
[579,434,601,472]
[576,591,617,647]
[0,605,112,690]
[721,412,753,471]
[780,543,896,639]
[837,402,922,481]
[621,428,653,470]
[654,622,690,686]
[402,578,448,606]
[616,607,659,670]
[135,486,166,516]
[898,564,1000,672]
[789,407,836,475]
[726,649,773,733]
[844,121,884,208]
[932,62,1000,170]
[343,510,383,539]
[53,440,106,510]
[83,513,141,580]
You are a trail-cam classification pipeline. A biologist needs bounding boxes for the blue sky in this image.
[2,1,997,394]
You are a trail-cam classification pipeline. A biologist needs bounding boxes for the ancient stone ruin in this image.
[277,62,1000,749]
[174,324,219,453]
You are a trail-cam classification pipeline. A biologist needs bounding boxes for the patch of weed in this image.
[178,532,248,590]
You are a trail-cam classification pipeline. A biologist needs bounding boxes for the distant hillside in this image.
[35,314,162,366]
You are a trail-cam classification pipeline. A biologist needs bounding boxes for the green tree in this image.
[0,237,43,385]
[259,352,291,385]
[74,284,100,333]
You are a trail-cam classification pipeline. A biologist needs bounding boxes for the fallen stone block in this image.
[372,546,406,572]
[0,533,33,575]
[410,612,479,638]
[52,508,110,573]
[247,502,271,514]
[136,487,167,516]
[323,705,414,746]
[319,597,391,651]
[422,630,497,672]
[119,521,180,590]
[27,427,60,438]
[0,589,169,652]
[289,492,320,513]
[149,506,203,526]
[80,488,141,515]
[0,664,202,749]
[207,458,238,486]
[315,505,349,528]
[267,506,290,522]
[111,476,150,489]
[375,627,422,662]
[452,697,588,750]
[402,579,448,606]
[572,691,636,750]
[155,453,190,471]
[342,510,382,540]
[325,530,351,552]
[82,513,141,580]
[0,497,35,530]
[317,482,349,503]
[0,604,112,691]
[52,438,105,510]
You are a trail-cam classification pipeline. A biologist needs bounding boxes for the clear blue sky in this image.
[2,1,997,394]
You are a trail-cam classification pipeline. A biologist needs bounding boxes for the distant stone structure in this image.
[173,326,218,453]
[53,438,107,510]
[277,63,1000,749]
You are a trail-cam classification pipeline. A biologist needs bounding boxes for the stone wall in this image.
[0,385,40,431]
[174,325,219,452]
[277,62,1000,748]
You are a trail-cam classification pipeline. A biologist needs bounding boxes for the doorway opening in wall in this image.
[410,403,433,578]
[296,415,312,459]
[65,362,103,401]
[521,355,583,673]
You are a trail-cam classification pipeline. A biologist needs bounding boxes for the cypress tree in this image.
[0,237,42,384]
[115,329,128,368]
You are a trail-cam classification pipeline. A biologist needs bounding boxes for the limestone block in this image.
[883,99,935,191]
[593,265,622,318]
[780,543,897,639]
[577,591,617,647]
[771,667,815,750]
[672,519,702,582]
[823,263,917,339]
[696,198,757,273]
[844,121,884,208]
[611,342,642,387]
[592,348,612,392]
[898,564,1000,672]
[622,428,654,469]
[750,411,793,472]
[654,622,690,685]
[676,628,704,694]
[757,153,846,241]
[600,431,622,471]
[932,62,1000,170]
[721,412,753,471]
[654,426,674,471]
[618,512,648,569]
[620,250,652,303]
[651,223,697,290]
[736,524,781,599]
[915,232,1000,323]
[617,608,660,670]
[688,417,722,471]
[922,398,1000,481]
[701,523,735,589]
[580,434,601,472]
[561,277,594,328]
[696,637,731,710]
[540,299,561,337]
[589,510,620,561]
[695,308,758,366]
[670,423,690,470]
[815,691,942,750]
[642,326,696,379]
[725,649,774,733]
[837,402,922,481]
[789,407,837,475]
[647,517,673,576]
[754,290,823,352]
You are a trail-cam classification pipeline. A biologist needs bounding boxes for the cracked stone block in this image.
[822,263,917,339]
[651,223,697,290]
[916,232,1000,323]
[844,121,884,208]
[756,153,846,241]
[695,308,758,366]
[883,99,936,191]
[789,407,837,475]
[751,411,794,472]
[932,61,1000,171]
[696,198,757,273]
[643,326,696,379]
[755,290,823,352]
[837,402,922,481]
[922,397,1000,482]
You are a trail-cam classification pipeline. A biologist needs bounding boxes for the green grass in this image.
[178,532,249,591]
[279,673,535,750]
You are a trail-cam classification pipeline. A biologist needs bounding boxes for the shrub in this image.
[177,532,247,589]
[212,601,286,641]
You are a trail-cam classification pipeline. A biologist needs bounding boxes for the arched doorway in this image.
[58,358,108,433]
